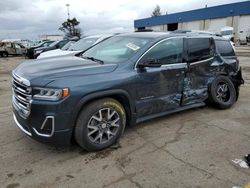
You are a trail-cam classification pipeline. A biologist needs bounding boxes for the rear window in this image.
[215,40,235,56]
[188,38,212,63]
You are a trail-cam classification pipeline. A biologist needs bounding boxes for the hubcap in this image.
[216,82,230,102]
[87,108,120,144]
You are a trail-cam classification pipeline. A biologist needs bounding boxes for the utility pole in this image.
[66,4,70,19]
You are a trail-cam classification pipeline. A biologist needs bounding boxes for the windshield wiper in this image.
[82,56,104,64]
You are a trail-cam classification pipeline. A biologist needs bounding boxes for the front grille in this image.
[12,73,32,118]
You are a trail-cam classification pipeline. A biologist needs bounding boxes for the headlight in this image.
[33,87,69,101]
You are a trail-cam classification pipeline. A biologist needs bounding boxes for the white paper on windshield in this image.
[126,43,140,51]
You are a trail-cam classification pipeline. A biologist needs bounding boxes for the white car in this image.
[37,34,115,59]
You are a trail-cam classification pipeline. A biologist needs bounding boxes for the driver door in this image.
[135,38,187,118]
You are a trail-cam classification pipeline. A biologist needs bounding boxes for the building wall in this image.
[182,21,201,30]
[208,18,227,32]
[143,15,250,42]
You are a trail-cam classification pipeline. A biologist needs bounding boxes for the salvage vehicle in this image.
[12,32,244,151]
[33,39,70,58]
[0,42,26,57]
[37,34,116,59]
[26,41,54,59]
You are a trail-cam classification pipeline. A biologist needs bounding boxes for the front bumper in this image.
[13,107,73,146]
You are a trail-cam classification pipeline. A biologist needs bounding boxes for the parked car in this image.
[0,42,26,57]
[37,34,115,59]
[26,41,54,59]
[33,39,69,58]
[12,32,244,151]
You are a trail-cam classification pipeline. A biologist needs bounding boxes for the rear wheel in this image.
[208,76,236,109]
[74,98,126,151]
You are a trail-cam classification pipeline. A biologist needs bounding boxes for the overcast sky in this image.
[0,0,247,40]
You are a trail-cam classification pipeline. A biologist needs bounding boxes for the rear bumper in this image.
[233,67,244,86]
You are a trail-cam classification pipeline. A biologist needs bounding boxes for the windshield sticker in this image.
[126,43,140,51]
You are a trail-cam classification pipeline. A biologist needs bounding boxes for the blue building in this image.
[134,1,250,41]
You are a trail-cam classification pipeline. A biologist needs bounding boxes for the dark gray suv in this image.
[12,32,244,151]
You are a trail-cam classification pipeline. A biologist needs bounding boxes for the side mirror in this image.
[137,59,161,68]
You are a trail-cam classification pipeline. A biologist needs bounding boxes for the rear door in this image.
[14,43,23,55]
[6,42,15,54]
[182,37,215,105]
[135,37,187,117]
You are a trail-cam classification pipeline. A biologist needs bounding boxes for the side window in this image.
[6,43,12,48]
[188,38,212,63]
[15,43,21,49]
[215,40,235,56]
[141,38,183,65]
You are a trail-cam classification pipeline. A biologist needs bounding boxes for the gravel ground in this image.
[0,54,250,188]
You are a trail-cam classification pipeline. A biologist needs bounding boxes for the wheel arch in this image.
[70,89,136,132]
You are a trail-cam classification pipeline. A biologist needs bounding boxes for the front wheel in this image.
[2,51,8,57]
[74,98,126,151]
[208,76,236,109]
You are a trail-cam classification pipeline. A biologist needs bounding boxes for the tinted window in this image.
[215,40,235,56]
[141,38,183,65]
[188,38,212,63]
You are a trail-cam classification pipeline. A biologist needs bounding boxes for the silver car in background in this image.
[37,34,116,59]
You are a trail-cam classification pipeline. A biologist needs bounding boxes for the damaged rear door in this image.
[182,37,216,105]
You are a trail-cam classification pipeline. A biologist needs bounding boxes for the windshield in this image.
[61,41,75,50]
[82,36,152,63]
[49,41,59,47]
[68,37,99,51]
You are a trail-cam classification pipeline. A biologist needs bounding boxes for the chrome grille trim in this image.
[12,73,32,118]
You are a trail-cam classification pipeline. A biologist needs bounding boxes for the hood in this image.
[37,49,80,59]
[14,56,118,86]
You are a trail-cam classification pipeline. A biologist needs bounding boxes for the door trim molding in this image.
[189,57,213,66]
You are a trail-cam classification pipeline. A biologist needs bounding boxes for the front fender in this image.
[69,89,136,128]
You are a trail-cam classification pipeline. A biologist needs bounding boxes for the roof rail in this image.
[173,30,222,36]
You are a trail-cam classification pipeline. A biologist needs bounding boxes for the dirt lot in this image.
[0,55,250,188]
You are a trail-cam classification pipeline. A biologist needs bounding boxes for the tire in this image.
[2,51,8,57]
[208,76,236,109]
[74,98,126,151]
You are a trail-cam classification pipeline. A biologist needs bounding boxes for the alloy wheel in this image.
[87,108,120,144]
[216,82,230,102]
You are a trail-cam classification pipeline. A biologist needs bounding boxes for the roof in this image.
[115,31,227,41]
[134,1,250,28]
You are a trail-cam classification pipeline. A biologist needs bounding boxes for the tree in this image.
[151,5,162,17]
[59,17,81,38]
